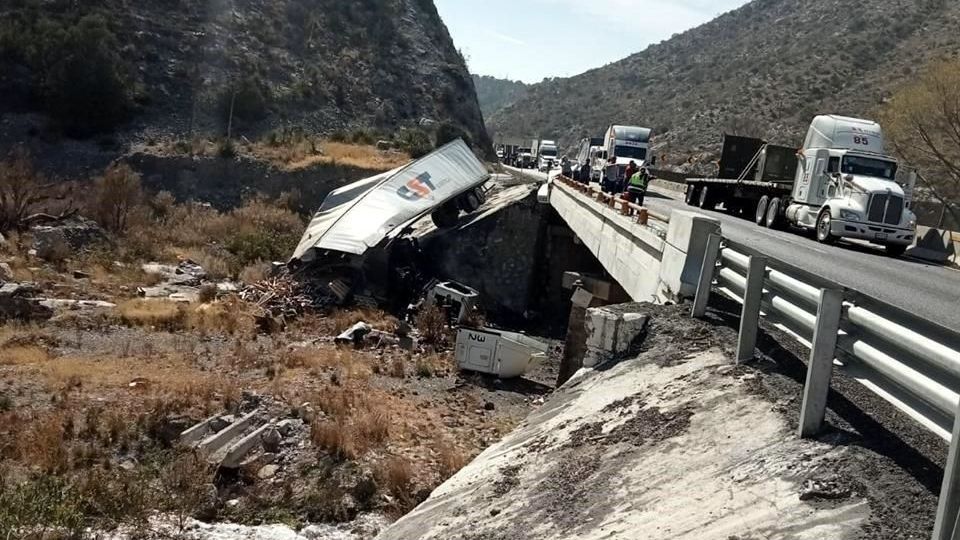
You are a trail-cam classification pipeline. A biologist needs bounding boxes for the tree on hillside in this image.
[879,59,960,226]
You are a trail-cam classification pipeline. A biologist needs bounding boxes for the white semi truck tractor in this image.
[684,115,917,256]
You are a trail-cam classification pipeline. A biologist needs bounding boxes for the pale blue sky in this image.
[434,0,751,83]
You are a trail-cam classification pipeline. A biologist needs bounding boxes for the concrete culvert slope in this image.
[376,303,939,540]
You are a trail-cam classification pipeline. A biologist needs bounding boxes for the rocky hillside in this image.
[472,75,528,120]
[0,0,491,173]
[488,0,960,171]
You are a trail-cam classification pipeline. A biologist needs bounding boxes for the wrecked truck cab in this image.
[455,327,549,379]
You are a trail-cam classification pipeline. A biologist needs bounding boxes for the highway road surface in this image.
[504,166,960,333]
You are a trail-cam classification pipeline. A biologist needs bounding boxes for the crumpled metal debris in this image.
[239,273,337,318]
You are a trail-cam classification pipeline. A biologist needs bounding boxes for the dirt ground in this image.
[0,254,559,538]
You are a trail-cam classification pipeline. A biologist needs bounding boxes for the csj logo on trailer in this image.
[396,172,439,201]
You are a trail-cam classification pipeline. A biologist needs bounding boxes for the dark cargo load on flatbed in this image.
[715,134,798,184]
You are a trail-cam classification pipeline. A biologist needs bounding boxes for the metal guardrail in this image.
[692,235,960,540]
[552,175,671,225]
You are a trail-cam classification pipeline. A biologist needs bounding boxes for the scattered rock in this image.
[240,390,262,411]
[261,426,282,453]
[226,498,241,508]
[276,419,300,437]
[484,401,496,411]
[199,483,219,513]
[257,464,280,480]
[0,262,13,282]
[210,416,232,433]
[73,270,91,279]
[490,508,501,516]
[0,282,53,323]
[799,476,853,501]
[119,458,138,471]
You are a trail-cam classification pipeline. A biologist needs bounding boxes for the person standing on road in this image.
[624,160,639,185]
[603,156,618,192]
[561,156,573,178]
[625,166,650,206]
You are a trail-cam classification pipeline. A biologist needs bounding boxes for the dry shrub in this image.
[324,307,398,334]
[417,353,454,378]
[16,412,70,473]
[319,142,410,170]
[310,386,391,459]
[354,409,390,447]
[158,452,216,531]
[414,305,448,344]
[0,345,51,365]
[89,163,142,232]
[316,386,366,419]
[111,298,254,336]
[197,283,218,304]
[310,419,355,460]
[282,347,371,380]
[0,148,67,232]
[436,442,468,479]
[179,248,231,280]
[389,356,406,379]
[115,299,187,330]
[239,261,271,284]
[376,456,414,510]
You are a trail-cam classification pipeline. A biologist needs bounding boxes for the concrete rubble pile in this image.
[179,391,305,475]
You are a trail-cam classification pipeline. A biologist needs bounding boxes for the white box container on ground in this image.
[455,327,548,378]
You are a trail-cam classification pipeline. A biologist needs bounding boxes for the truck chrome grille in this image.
[867,194,904,225]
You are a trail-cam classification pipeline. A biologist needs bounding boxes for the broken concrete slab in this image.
[197,410,260,456]
[221,422,273,468]
[582,304,649,368]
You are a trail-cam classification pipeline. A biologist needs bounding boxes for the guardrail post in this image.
[798,288,843,438]
[691,234,722,318]
[934,404,960,540]
[637,208,649,225]
[736,256,767,363]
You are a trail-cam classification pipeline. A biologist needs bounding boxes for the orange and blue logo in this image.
[396,172,437,201]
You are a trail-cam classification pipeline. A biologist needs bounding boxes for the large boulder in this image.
[0,282,53,323]
[31,217,110,260]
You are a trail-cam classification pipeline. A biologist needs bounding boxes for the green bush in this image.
[220,76,271,122]
[435,122,471,149]
[40,15,134,135]
[395,128,432,158]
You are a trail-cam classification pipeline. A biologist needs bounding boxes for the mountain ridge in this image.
[488,0,960,172]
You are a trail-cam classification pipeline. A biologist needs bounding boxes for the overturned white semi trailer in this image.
[289,139,490,307]
[290,139,490,264]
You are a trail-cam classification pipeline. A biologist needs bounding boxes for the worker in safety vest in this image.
[625,166,650,206]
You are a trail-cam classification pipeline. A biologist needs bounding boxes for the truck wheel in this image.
[755,196,769,226]
[698,186,712,209]
[765,197,782,229]
[885,244,906,257]
[816,210,837,244]
[431,202,460,228]
[685,186,699,206]
[459,191,481,213]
